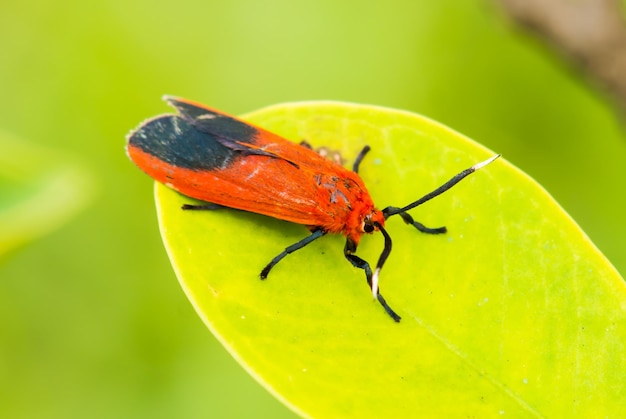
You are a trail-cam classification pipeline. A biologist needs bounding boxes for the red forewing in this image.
[126,97,377,235]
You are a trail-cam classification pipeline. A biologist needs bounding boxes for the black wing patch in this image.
[166,96,258,142]
[166,96,298,166]
[128,97,299,171]
[128,115,236,171]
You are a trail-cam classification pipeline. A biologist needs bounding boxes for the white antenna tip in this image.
[472,154,500,171]
[371,268,381,299]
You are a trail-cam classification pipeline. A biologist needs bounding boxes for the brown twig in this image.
[499,0,626,113]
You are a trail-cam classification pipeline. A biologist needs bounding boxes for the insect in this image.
[126,96,499,322]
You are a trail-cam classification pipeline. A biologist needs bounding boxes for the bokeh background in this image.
[1,1,625,418]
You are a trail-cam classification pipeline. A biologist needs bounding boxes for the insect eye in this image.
[363,222,375,233]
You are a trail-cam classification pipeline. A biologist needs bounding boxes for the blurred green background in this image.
[1,1,625,418]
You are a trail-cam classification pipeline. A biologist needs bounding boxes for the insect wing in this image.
[126,97,361,229]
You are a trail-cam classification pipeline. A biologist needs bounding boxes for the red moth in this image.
[126,96,499,321]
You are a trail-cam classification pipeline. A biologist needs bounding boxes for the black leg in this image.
[397,208,446,234]
[299,140,313,149]
[181,203,223,210]
[383,206,446,234]
[352,145,371,173]
[260,229,326,279]
[344,238,401,322]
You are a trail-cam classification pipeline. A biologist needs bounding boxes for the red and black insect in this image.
[126,96,499,321]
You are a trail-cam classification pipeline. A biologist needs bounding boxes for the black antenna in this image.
[383,154,500,218]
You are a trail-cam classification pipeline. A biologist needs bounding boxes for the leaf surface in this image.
[156,102,626,417]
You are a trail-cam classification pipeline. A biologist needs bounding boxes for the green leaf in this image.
[0,132,93,257]
[156,102,626,417]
